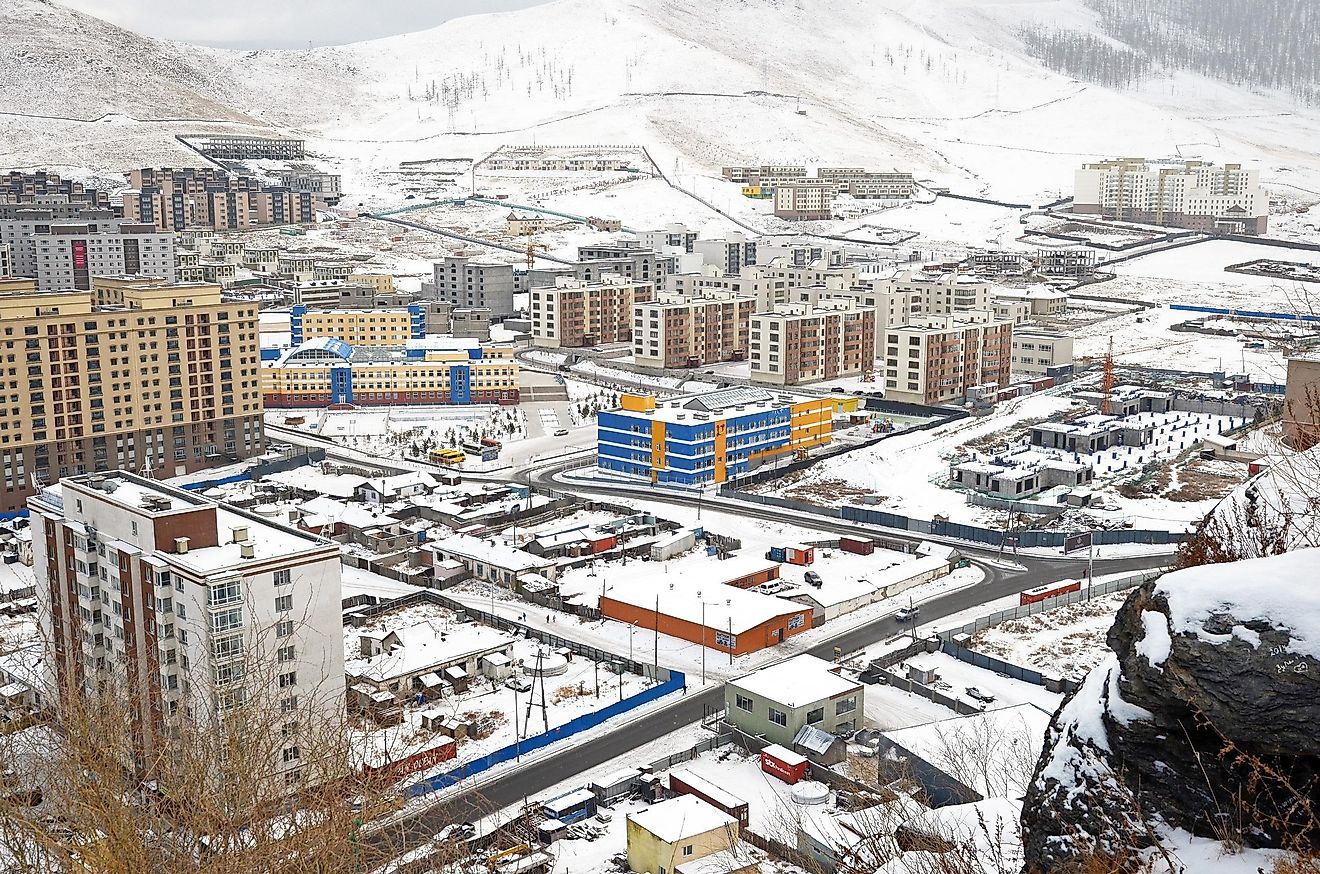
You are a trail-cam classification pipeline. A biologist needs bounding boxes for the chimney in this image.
[239,541,255,559]
[230,525,249,544]
[174,537,189,555]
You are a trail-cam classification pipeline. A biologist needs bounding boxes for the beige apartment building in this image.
[123,167,315,232]
[292,308,417,347]
[1011,330,1074,376]
[530,275,653,349]
[882,313,1014,405]
[749,302,875,386]
[0,279,262,511]
[632,293,756,369]
[773,183,834,221]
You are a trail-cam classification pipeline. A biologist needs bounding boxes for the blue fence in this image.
[404,670,686,798]
[179,472,252,492]
[1169,303,1320,323]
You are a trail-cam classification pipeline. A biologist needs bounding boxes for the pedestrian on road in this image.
[546,614,551,623]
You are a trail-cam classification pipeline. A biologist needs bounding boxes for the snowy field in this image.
[967,591,1129,681]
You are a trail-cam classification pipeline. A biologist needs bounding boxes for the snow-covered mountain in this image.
[2,0,1317,202]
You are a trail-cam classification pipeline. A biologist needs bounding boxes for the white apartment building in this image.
[669,264,790,312]
[1074,158,1267,234]
[31,222,174,291]
[882,312,1014,405]
[530,274,653,348]
[750,301,875,386]
[31,472,344,783]
[691,233,758,274]
[632,293,756,369]
[1011,330,1074,376]
[637,223,698,256]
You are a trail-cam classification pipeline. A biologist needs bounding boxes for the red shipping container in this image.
[784,544,815,566]
[760,744,810,784]
[588,534,617,554]
[839,536,874,556]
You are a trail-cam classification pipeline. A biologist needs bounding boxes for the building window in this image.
[277,619,295,638]
[806,707,824,724]
[275,594,293,612]
[281,746,300,763]
[768,708,787,727]
[835,696,857,715]
[735,694,753,713]
[278,671,297,689]
[274,569,291,586]
[682,845,694,857]
[277,645,296,663]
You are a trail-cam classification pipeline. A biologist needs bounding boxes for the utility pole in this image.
[654,593,660,665]
[698,592,706,686]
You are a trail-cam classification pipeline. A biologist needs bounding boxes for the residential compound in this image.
[289,304,425,347]
[632,293,756,368]
[749,302,876,386]
[423,256,516,315]
[122,167,317,232]
[0,171,112,209]
[723,164,916,220]
[1073,158,1268,234]
[530,275,653,349]
[0,200,175,290]
[882,313,1014,405]
[31,473,343,781]
[596,389,832,486]
[261,338,519,407]
[0,279,262,511]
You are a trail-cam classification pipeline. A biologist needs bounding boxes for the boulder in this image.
[1021,550,1320,871]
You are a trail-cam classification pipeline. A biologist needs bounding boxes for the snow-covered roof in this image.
[262,467,364,499]
[669,767,747,811]
[627,794,736,844]
[602,575,807,636]
[299,496,401,530]
[728,654,860,708]
[426,533,554,573]
[345,619,511,683]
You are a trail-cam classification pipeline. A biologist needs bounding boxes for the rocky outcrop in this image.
[1021,550,1320,872]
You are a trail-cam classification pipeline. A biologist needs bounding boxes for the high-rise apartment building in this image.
[424,256,516,315]
[30,472,343,781]
[0,279,263,511]
[122,167,315,232]
[32,222,175,291]
[881,313,1014,405]
[691,233,757,274]
[576,241,658,286]
[530,275,653,349]
[773,183,834,221]
[1073,158,1267,234]
[749,302,875,386]
[632,293,756,369]
[0,202,119,279]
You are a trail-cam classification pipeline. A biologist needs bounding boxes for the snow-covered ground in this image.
[966,591,1129,681]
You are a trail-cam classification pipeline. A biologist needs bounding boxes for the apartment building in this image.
[124,168,315,232]
[1011,330,1075,376]
[815,168,916,199]
[0,243,9,278]
[530,275,653,349]
[1,203,120,279]
[275,170,342,204]
[749,302,876,386]
[597,389,831,486]
[1074,158,1267,234]
[0,171,111,209]
[773,183,834,221]
[482,147,637,172]
[669,265,789,312]
[632,293,756,369]
[755,239,847,269]
[691,233,757,274]
[262,340,518,407]
[187,134,306,161]
[720,165,808,186]
[424,256,516,315]
[32,222,175,291]
[281,280,377,309]
[289,304,424,347]
[30,472,343,782]
[881,313,1014,405]
[637,223,698,255]
[0,280,262,511]
[577,241,658,285]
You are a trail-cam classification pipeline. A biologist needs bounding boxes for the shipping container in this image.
[668,769,749,828]
[1019,579,1081,606]
[650,529,696,561]
[839,536,874,556]
[587,534,618,554]
[589,767,642,805]
[783,544,815,566]
[760,744,810,784]
[767,546,787,563]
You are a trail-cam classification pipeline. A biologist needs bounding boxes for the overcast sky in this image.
[60,0,552,48]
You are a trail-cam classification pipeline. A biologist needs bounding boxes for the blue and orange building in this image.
[596,388,832,486]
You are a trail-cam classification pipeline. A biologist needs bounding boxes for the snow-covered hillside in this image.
[2,0,1318,203]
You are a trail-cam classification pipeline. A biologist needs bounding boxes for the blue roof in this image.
[275,337,354,366]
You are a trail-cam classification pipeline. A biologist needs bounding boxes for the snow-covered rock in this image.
[1022,550,1320,870]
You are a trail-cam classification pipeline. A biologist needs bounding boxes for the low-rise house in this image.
[725,654,864,746]
[626,795,740,874]
[356,471,439,504]
[425,533,558,585]
[345,617,514,709]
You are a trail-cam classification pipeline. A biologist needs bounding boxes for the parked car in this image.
[895,605,920,622]
[804,570,823,587]
[965,686,996,704]
[505,676,533,692]
[437,822,475,843]
[554,428,570,437]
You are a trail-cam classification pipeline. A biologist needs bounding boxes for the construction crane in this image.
[524,226,549,269]
[1101,336,1116,416]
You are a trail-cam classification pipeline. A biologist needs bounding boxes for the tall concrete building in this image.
[576,241,658,286]
[773,183,834,221]
[881,313,1014,405]
[425,256,516,315]
[632,293,756,369]
[0,202,119,279]
[31,472,343,782]
[0,280,263,511]
[32,222,175,291]
[749,302,875,386]
[0,171,112,209]
[530,275,653,349]
[691,233,757,274]
[123,167,315,232]
[1073,158,1267,234]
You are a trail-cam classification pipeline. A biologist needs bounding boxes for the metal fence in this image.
[935,569,1163,640]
